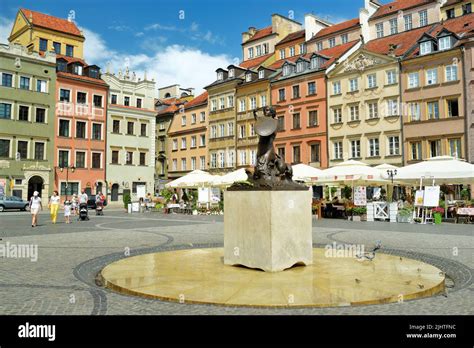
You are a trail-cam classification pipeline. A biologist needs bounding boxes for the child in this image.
[64,200,72,224]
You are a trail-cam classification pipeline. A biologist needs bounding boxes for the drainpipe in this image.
[325,71,330,169]
[460,46,469,163]
[398,57,405,166]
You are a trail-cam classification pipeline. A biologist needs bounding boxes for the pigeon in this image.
[355,278,361,284]
[356,241,382,261]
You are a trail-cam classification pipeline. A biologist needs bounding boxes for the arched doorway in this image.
[96,182,103,195]
[111,184,119,201]
[28,176,44,200]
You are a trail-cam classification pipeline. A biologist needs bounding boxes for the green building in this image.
[0,43,57,202]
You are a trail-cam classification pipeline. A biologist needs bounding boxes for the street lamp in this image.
[387,169,398,202]
[60,166,76,201]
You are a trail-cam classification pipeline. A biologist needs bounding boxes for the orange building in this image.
[54,55,108,199]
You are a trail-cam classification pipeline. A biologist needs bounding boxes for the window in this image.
[278,88,285,101]
[75,151,86,168]
[408,72,419,88]
[296,61,304,73]
[404,14,413,31]
[1,73,12,87]
[92,124,102,140]
[333,81,341,95]
[210,125,217,138]
[35,108,45,123]
[127,122,134,135]
[58,150,69,167]
[410,102,421,121]
[73,64,83,75]
[34,142,44,160]
[139,153,146,166]
[181,115,186,126]
[445,65,458,82]
[411,142,422,160]
[292,85,300,98]
[446,8,455,19]
[463,3,472,15]
[219,152,225,168]
[52,42,61,54]
[333,108,342,123]
[420,41,432,55]
[138,123,146,137]
[388,136,400,155]
[367,74,377,89]
[249,123,255,136]
[172,159,178,170]
[59,119,70,137]
[289,46,295,56]
[261,94,267,107]
[333,142,342,159]
[93,95,102,107]
[328,38,336,48]
[66,44,74,57]
[292,113,301,129]
[368,138,380,157]
[389,18,398,35]
[279,49,285,59]
[200,111,205,122]
[20,76,30,90]
[429,140,441,157]
[449,138,462,158]
[447,99,459,117]
[308,111,318,126]
[76,92,87,104]
[57,60,67,72]
[200,134,206,146]
[310,143,320,163]
[35,79,47,93]
[219,97,225,109]
[39,38,48,52]
[300,43,307,54]
[227,96,234,107]
[293,145,301,163]
[191,157,196,170]
[239,150,247,165]
[124,96,130,106]
[376,23,384,38]
[60,89,70,102]
[349,78,358,92]
[172,139,178,150]
[419,10,428,26]
[111,94,117,104]
[126,152,133,165]
[248,47,254,59]
[316,42,323,51]
[181,137,187,149]
[76,121,86,138]
[60,182,79,196]
[263,43,269,54]
[349,105,359,121]
[259,70,265,79]
[219,124,225,137]
[250,96,257,110]
[368,102,378,119]
[19,106,29,121]
[200,156,206,169]
[250,150,256,165]
[191,136,196,148]
[228,69,234,78]
[211,100,217,111]
[278,147,286,161]
[351,140,361,158]
[17,141,28,159]
[217,72,223,80]
[277,116,285,131]
[0,103,12,119]
[239,125,246,138]
[387,99,399,116]
[112,150,119,164]
[113,120,120,133]
[239,99,246,112]
[283,65,291,76]
[245,73,252,82]
[426,68,438,85]
[308,82,316,95]
[0,139,10,157]
[210,153,217,168]
[341,34,348,44]
[438,36,452,50]
[387,70,397,85]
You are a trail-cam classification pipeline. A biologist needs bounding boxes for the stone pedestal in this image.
[224,190,313,272]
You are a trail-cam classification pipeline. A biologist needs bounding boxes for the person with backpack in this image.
[29,191,43,227]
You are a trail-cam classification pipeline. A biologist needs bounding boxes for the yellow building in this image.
[8,8,85,59]
[441,0,473,20]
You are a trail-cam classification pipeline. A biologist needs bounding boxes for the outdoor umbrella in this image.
[165,170,218,189]
[213,168,248,187]
[292,164,324,183]
[318,160,388,185]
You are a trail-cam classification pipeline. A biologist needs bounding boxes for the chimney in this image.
[248,27,257,36]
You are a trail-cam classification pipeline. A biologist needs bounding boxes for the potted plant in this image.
[123,193,131,210]
[432,207,444,225]
[351,207,367,222]
[397,205,413,223]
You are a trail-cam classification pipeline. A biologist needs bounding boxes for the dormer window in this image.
[282,64,291,77]
[217,71,224,80]
[296,61,304,73]
[420,41,432,55]
[311,57,318,69]
[228,69,235,78]
[258,70,265,79]
[89,68,99,79]
[57,60,67,72]
[245,73,252,82]
[438,36,452,51]
[73,64,83,75]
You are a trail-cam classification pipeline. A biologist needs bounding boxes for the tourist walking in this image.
[29,191,43,227]
[49,190,60,224]
[64,200,72,224]
[71,194,78,216]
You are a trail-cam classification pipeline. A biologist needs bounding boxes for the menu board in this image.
[423,186,440,207]
[414,190,424,207]
[354,186,367,206]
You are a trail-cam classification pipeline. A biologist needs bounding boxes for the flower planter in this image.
[352,216,361,222]
[397,214,412,223]
[434,212,442,225]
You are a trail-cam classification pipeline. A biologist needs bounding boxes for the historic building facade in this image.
[0,43,56,202]
[167,92,208,179]
[102,69,156,202]
[54,55,108,199]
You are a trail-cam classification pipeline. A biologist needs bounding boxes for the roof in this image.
[364,25,434,56]
[441,0,463,7]
[370,0,434,21]
[243,26,274,44]
[307,18,359,42]
[276,29,305,46]
[20,8,83,37]
[184,91,208,109]
[56,54,87,66]
[57,71,108,86]
[157,104,179,115]
[268,40,359,70]
[239,53,273,69]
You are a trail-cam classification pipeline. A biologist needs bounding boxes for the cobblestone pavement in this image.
[0,211,472,315]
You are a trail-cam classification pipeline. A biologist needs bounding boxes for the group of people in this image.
[29,189,105,227]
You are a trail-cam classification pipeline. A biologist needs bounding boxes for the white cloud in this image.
[81,27,236,94]
[0,16,13,44]
[145,23,179,31]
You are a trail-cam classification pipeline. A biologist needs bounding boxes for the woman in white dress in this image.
[29,191,43,227]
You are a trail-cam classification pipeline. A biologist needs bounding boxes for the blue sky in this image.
[0,0,366,92]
